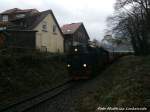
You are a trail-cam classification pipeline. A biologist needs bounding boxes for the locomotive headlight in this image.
[83,64,87,67]
[67,64,71,68]
[74,48,78,52]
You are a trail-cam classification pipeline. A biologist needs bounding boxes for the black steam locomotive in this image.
[66,45,109,80]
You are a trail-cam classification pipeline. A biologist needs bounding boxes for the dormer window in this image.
[67,29,71,32]
[2,15,8,22]
[53,24,57,34]
[42,21,47,32]
[16,14,25,18]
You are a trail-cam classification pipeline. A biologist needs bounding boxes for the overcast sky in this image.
[0,0,116,40]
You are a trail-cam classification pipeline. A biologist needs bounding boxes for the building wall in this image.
[73,25,89,45]
[34,14,64,53]
[0,33,5,47]
[4,31,36,48]
[64,35,73,52]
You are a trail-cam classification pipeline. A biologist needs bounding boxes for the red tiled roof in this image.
[61,22,82,34]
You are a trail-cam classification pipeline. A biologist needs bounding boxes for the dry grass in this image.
[78,55,150,112]
[0,52,69,108]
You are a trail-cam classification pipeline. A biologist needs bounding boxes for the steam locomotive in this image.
[66,44,109,80]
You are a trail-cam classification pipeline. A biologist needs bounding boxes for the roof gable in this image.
[1,8,63,37]
[61,22,90,39]
[61,22,82,34]
[7,9,64,37]
[9,10,51,30]
[76,23,90,39]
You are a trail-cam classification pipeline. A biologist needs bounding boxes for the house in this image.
[61,22,90,52]
[0,8,64,53]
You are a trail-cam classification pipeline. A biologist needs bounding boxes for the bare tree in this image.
[92,38,101,47]
[108,0,150,55]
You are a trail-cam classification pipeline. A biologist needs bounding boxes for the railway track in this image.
[1,80,74,112]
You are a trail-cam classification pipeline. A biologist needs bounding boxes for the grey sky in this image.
[0,0,116,40]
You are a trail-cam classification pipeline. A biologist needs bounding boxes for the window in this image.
[41,46,47,52]
[42,21,47,32]
[67,29,71,32]
[0,27,6,30]
[53,24,57,34]
[16,14,25,18]
[2,15,8,21]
